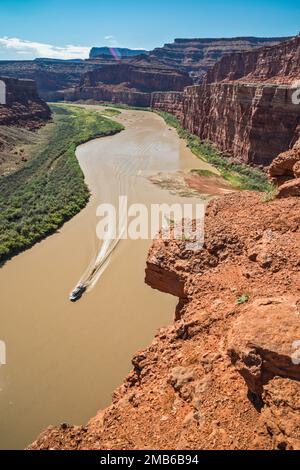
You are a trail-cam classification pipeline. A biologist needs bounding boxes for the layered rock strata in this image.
[0,59,98,101]
[268,138,300,197]
[152,82,300,166]
[206,34,300,85]
[0,76,51,128]
[66,61,192,107]
[151,37,291,79]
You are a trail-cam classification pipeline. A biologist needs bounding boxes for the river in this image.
[0,107,219,449]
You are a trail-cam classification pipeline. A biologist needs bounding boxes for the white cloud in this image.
[0,37,90,59]
[103,35,119,47]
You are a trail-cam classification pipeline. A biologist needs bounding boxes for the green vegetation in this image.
[100,107,122,117]
[108,103,151,112]
[191,168,218,178]
[236,294,250,305]
[156,111,273,193]
[0,104,124,265]
[262,184,278,202]
[0,126,40,151]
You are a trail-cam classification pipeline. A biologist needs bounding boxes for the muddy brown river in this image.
[0,107,219,449]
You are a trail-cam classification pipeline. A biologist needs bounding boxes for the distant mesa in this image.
[150,36,291,79]
[0,36,292,101]
[34,58,84,63]
[89,47,149,60]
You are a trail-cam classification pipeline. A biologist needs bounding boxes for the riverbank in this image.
[0,104,124,265]
[91,104,273,194]
[0,107,214,449]
[156,111,274,193]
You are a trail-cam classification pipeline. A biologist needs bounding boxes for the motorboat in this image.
[69,283,86,302]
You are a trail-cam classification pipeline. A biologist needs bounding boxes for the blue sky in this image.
[0,0,299,59]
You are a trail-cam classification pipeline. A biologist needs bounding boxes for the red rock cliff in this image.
[152,36,300,166]
[153,83,300,166]
[28,192,300,450]
[206,34,300,85]
[151,37,291,79]
[65,59,193,107]
[0,76,51,128]
[0,60,98,101]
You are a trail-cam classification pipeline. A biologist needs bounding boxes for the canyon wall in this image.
[0,55,191,102]
[152,36,300,166]
[65,86,152,107]
[81,62,192,92]
[152,83,300,166]
[0,76,51,128]
[151,37,291,79]
[0,60,97,100]
[151,91,184,120]
[66,61,192,107]
[206,34,300,85]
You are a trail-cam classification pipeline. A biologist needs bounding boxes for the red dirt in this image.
[28,192,300,450]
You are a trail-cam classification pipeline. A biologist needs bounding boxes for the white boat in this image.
[69,283,86,302]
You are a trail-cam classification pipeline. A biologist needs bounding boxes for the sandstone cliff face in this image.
[28,192,300,450]
[151,91,184,119]
[151,37,290,79]
[0,76,51,128]
[206,35,300,85]
[67,62,192,107]
[0,60,98,100]
[152,35,300,167]
[65,85,152,107]
[81,62,191,92]
[152,83,300,166]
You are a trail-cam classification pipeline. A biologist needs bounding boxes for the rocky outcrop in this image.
[151,37,290,79]
[152,82,300,166]
[206,34,300,85]
[66,61,192,107]
[228,296,300,396]
[0,76,51,128]
[277,178,300,198]
[28,192,300,450]
[260,377,300,450]
[268,138,300,196]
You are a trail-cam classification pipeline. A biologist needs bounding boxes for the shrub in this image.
[0,104,124,265]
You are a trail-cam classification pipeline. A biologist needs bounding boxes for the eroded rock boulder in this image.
[277,178,300,198]
[268,138,300,195]
[260,377,300,450]
[228,297,300,395]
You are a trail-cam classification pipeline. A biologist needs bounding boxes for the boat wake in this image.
[69,131,157,301]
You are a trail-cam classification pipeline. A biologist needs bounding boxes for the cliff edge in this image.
[28,192,300,450]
